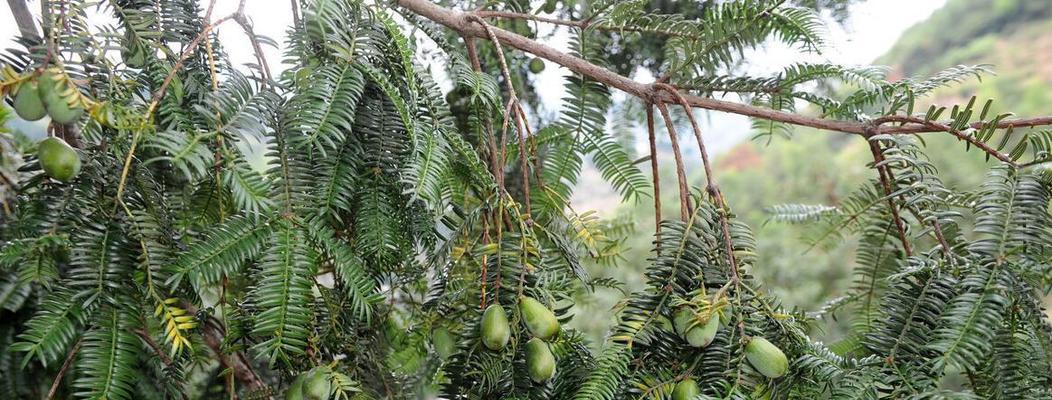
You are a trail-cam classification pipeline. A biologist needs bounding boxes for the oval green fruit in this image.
[433,326,456,360]
[528,58,545,74]
[672,378,700,400]
[286,374,306,400]
[38,137,81,182]
[745,337,788,378]
[40,71,83,124]
[525,337,555,383]
[13,80,47,121]
[519,296,559,340]
[480,304,510,350]
[304,367,331,400]
[684,315,719,348]
[673,308,693,336]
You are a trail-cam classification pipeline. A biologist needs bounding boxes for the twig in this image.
[866,138,913,257]
[47,337,83,400]
[875,115,1017,166]
[655,102,692,221]
[646,104,662,235]
[289,0,300,28]
[134,328,174,366]
[656,83,738,278]
[465,15,534,218]
[879,115,1052,135]
[233,14,274,84]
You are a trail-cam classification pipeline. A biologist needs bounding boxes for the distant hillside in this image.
[879,0,1052,116]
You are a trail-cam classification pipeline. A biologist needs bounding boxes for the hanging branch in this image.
[465,15,534,218]
[866,137,914,257]
[646,104,662,235]
[655,102,692,221]
[656,83,739,278]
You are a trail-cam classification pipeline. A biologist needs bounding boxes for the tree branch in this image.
[875,115,1018,166]
[6,0,40,40]
[646,104,662,235]
[867,140,913,257]
[656,83,739,279]
[46,337,82,400]
[655,102,692,221]
[396,0,866,134]
[396,0,1052,140]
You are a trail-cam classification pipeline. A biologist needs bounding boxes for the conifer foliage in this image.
[1,0,1051,399]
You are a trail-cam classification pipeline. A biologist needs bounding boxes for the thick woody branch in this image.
[396,0,866,134]
[7,0,40,40]
[397,0,1052,140]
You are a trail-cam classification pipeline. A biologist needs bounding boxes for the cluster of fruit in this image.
[668,303,789,398]
[5,68,85,183]
[480,296,560,383]
[10,68,86,125]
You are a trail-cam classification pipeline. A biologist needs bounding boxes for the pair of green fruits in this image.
[285,366,332,400]
[11,69,85,124]
[673,307,789,380]
[480,297,559,383]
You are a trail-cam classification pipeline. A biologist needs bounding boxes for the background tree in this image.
[1,0,1051,399]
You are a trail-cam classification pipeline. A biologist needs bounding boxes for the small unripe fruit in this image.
[37,137,81,182]
[39,70,83,124]
[433,326,455,360]
[525,337,555,383]
[13,80,47,121]
[481,304,510,350]
[672,378,700,400]
[673,308,719,347]
[519,296,559,340]
[286,374,306,400]
[528,58,545,74]
[745,337,788,378]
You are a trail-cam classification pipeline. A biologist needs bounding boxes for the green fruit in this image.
[304,367,331,400]
[672,378,700,400]
[525,337,555,383]
[433,326,456,360]
[480,304,510,350]
[528,58,545,74]
[286,374,306,400]
[40,70,83,124]
[519,296,559,340]
[745,337,789,378]
[674,308,719,348]
[13,80,47,121]
[37,137,81,182]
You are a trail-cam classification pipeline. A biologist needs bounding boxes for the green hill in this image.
[879,0,1052,116]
